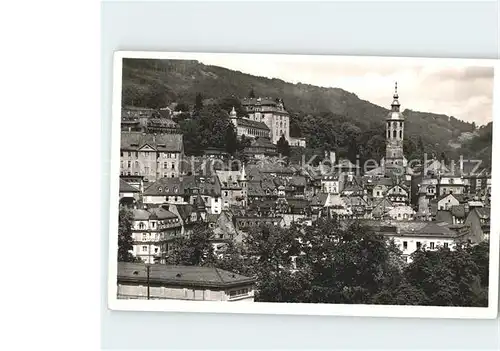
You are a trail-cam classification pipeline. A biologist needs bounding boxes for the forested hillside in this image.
[122,58,489,165]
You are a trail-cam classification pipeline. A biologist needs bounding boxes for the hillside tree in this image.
[277,135,291,158]
[118,206,138,262]
[166,224,216,266]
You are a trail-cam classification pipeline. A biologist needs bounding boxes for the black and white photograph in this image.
[108,52,498,318]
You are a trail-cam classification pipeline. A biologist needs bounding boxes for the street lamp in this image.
[145,263,151,300]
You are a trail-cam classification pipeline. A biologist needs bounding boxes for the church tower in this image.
[384,82,406,176]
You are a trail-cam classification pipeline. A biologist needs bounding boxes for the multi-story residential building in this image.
[371,177,393,198]
[387,205,415,221]
[117,262,256,302]
[142,175,223,215]
[372,221,470,263]
[130,207,183,264]
[121,106,158,132]
[437,175,465,196]
[321,175,340,194]
[243,137,278,159]
[465,207,491,243]
[121,106,180,134]
[385,184,410,206]
[216,167,248,209]
[120,132,183,182]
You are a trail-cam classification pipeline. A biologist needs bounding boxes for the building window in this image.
[393,130,397,138]
[403,241,408,249]
[139,222,145,229]
[444,242,449,248]
[163,162,167,169]
[430,242,435,249]
[399,130,402,139]
[416,241,422,249]
[171,163,175,170]
[142,246,148,252]
[127,161,131,168]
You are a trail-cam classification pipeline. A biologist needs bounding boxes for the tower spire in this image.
[391,81,400,112]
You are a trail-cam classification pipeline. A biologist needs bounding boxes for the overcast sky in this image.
[196,54,494,126]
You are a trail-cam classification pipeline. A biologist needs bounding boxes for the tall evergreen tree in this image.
[194,93,204,113]
[276,135,290,158]
[118,206,137,262]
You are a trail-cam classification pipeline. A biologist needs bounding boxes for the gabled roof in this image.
[121,131,183,152]
[148,118,179,129]
[131,209,150,220]
[216,171,243,189]
[119,179,140,193]
[374,177,394,187]
[397,221,460,237]
[143,177,184,196]
[371,198,393,217]
[475,207,490,220]
[248,181,265,196]
[289,176,307,187]
[310,193,329,207]
[171,204,195,221]
[149,207,178,220]
[437,193,466,203]
[117,262,255,288]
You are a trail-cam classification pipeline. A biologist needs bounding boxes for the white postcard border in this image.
[107,51,499,319]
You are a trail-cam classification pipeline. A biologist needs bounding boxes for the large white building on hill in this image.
[230,97,306,147]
